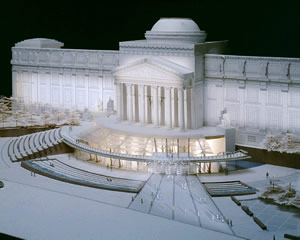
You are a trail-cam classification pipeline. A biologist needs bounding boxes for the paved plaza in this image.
[0,136,299,239]
[129,173,234,235]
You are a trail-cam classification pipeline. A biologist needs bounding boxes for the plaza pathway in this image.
[128,173,235,235]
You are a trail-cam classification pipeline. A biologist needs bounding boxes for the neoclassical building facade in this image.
[11,18,300,148]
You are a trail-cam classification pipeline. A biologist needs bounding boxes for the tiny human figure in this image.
[131,196,134,201]
[230,220,232,226]
[141,198,144,204]
[266,172,269,178]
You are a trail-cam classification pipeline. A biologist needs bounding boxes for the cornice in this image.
[11,47,119,71]
[205,54,300,63]
[120,40,195,50]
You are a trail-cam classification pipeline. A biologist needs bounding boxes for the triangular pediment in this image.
[113,57,192,82]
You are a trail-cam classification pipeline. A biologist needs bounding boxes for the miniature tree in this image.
[262,133,281,151]
[69,111,80,125]
[54,110,65,123]
[0,104,8,128]
[280,133,298,153]
[43,111,52,127]
[12,110,22,128]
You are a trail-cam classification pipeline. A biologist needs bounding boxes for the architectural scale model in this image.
[11,18,300,150]
[0,18,299,240]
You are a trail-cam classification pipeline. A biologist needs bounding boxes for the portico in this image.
[113,57,193,130]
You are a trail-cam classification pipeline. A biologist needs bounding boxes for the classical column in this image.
[184,88,188,129]
[165,87,172,128]
[135,85,139,122]
[190,87,196,129]
[144,86,149,123]
[152,86,159,126]
[120,83,125,120]
[160,87,165,125]
[139,85,145,124]
[127,84,133,122]
[186,88,192,129]
[178,87,185,131]
[116,83,121,120]
[171,88,178,128]
[132,84,138,122]
[158,86,161,125]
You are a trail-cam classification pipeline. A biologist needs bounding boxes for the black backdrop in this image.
[1,0,300,97]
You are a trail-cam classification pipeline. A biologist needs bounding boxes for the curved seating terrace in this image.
[21,159,144,193]
[8,128,63,162]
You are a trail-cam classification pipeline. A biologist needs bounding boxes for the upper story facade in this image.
[11,18,300,147]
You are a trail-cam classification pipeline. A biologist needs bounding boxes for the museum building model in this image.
[10,18,300,171]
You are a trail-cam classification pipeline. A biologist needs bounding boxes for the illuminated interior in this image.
[75,125,226,174]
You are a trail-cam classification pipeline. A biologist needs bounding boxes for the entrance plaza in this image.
[0,134,299,240]
[64,114,249,175]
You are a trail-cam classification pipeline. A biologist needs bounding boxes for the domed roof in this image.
[145,18,206,44]
[15,38,64,48]
[151,18,201,33]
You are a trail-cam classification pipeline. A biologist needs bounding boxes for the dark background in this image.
[1,0,300,97]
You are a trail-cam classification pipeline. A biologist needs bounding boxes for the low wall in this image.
[236,145,300,169]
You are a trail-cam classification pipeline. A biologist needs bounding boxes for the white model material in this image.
[10,18,300,148]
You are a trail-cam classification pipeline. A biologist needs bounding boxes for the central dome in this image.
[145,18,207,44]
[151,18,201,33]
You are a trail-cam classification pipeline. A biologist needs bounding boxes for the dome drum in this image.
[145,18,207,44]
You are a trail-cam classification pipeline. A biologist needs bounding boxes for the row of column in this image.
[116,83,189,130]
